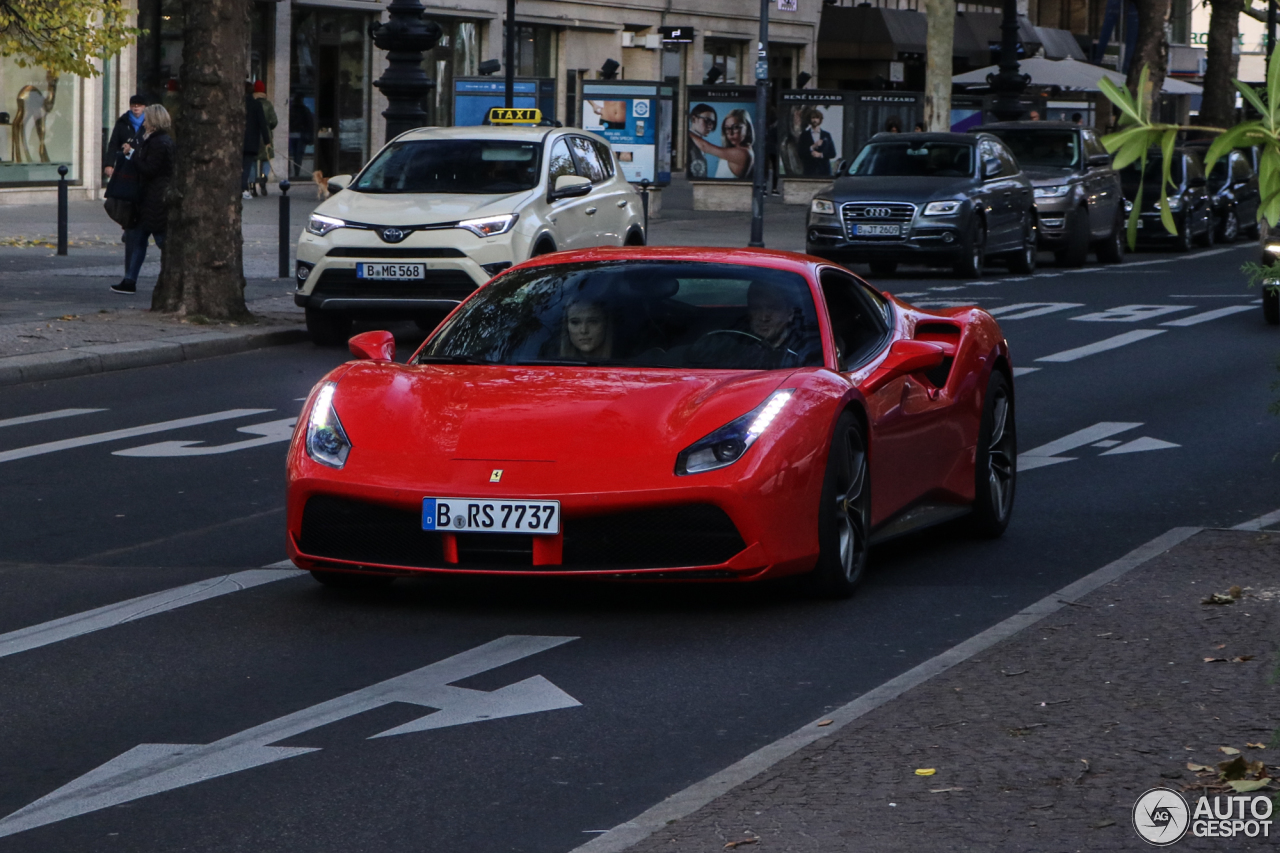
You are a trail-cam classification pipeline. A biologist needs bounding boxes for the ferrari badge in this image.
[490,469,503,483]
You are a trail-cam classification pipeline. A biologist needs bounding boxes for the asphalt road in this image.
[0,242,1276,852]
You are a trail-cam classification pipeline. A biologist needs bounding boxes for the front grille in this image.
[311,268,478,301]
[298,496,746,572]
[842,202,915,242]
[326,247,467,259]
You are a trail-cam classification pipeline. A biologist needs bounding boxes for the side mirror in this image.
[982,158,1002,179]
[328,174,352,194]
[349,330,395,362]
[550,174,592,200]
[862,340,946,394]
[833,158,848,177]
[1087,153,1111,167]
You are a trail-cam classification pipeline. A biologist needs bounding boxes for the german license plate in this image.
[422,497,560,534]
[1135,220,1144,229]
[357,262,424,280]
[854,224,900,236]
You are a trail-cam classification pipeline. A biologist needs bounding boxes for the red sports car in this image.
[285,247,1015,597]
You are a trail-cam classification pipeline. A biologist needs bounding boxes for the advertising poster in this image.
[846,92,925,159]
[778,91,846,179]
[583,95,655,183]
[685,86,758,182]
[453,79,555,127]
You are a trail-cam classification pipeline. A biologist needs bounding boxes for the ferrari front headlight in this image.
[305,382,351,468]
[676,390,793,475]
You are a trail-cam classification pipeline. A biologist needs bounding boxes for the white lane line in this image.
[568,526,1203,853]
[114,417,296,457]
[1071,305,1190,323]
[1159,305,1255,327]
[0,568,298,660]
[1169,294,1255,298]
[989,302,1084,320]
[0,409,271,465]
[1012,367,1040,377]
[1231,507,1280,531]
[1035,329,1165,363]
[1017,422,1142,471]
[0,409,106,429]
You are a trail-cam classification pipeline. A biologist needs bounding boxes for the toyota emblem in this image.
[863,207,892,219]
[381,227,405,243]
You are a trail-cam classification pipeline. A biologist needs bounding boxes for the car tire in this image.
[305,307,353,347]
[1095,207,1126,264]
[1196,212,1216,248]
[1175,215,1193,252]
[803,411,871,599]
[953,221,985,278]
[868,260,898,276]
[969,370,1016,538]
[1217,207,1240,243]
[310,570,395,589]
[1007,217,1037,274]
[1264,286,1280,326]
[1053,208,1089,267]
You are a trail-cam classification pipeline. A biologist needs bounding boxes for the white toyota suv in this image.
[295,125,647,344]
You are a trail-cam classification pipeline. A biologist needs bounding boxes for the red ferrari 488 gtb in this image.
[286,247,1016,597]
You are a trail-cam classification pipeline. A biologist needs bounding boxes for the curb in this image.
[0,327,308,388]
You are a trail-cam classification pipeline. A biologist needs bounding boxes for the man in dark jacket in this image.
[242,82,270,200]
[113,105,176,295]
[104,95,146,178]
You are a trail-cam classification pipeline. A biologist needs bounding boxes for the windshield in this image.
[986,130,1079,168]
[353,140,542,194]
[417,261,824,371]
[1120,154,1185,195]
[850,142,974,178]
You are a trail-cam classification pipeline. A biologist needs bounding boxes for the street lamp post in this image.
[749,0,769,248]
[986,0,1029,121]
[372,0,442,143]
[505,0,516,108]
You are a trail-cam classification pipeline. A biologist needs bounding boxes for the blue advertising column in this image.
[581,80,672,185]
[454,77,556,126]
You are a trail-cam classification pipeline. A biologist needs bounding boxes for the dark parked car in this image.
[1119,148,1214,251]
[974,121,1125,267]
[1185,143,1261,243]
[806,132,1036,278]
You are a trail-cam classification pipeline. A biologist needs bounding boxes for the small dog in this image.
[313,170,329,201]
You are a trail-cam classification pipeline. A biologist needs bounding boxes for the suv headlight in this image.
[305,382,352,468]
[676,390,793,475]
[1124,199,1133,213]
[307,214,346,236]
[1154,197,1183,212]
[923,201,961,216]
[458,214,518,238]
[810,198,836,215]
[1033,184,1071,199]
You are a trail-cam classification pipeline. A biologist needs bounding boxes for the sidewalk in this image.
[0,178,811,385]
[590,526,1280,852]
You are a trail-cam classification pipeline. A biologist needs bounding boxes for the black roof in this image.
[867,131,986,145]
[973,121,1083,132]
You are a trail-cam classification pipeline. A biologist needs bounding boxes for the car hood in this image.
[1021,166,1077,186]
[327,364,793,491]
[828,175,980,203]
[315,189,537,226]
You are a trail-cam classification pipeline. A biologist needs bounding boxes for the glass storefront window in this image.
[422,18,480,127]
[703,40,740,84]
[0,60,79,184]
[513,24,556,77]
[291,9,371,178]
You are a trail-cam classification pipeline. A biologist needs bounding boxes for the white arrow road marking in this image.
[1159,305,1255,326]
[1018,422,1142,471]
[1071,305,1190,323]
[0,409,105,430]
[0,569,298,660]
[1035,330,1165,363]
[1012,367,1040,377]
[113,418,296,457]
[0,636,579,839]
[1100,436,1180,455]
[988,302,1084,320]
[0,410,272,465]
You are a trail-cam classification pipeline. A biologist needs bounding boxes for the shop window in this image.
[511,24,556,78]
[291,9,371,179]
[0,59,79,184]
[703,40,740,84]
[422,18,481,127]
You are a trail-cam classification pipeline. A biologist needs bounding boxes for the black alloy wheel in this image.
[1095,207,1126,264]
[970,371,1016,538]
[1196,210,1216,248]
[868,259,898,276]
[1175,214,1194,252]
[305,307,353,347]
[310,569,395,589]
[1264,285,1280,325]
[1007,216,1037,274]
[1054,207,1089,267]
[1217,207,1239,243]
[953,221,986,278]
[805,412,871,599]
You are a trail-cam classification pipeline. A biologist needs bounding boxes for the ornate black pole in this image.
[986,0,1030,121]
[372,0,442,143]
[504,0,516,108]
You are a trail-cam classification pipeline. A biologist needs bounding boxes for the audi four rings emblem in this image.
[863,207,892,218]
[381,228,405,243]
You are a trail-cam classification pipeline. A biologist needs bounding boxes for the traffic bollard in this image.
[638,179,650,240]
[278,180,291,280]
[56,165,68,256]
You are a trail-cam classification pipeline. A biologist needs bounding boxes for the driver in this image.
[686,279,817,369]
[747,280,795,349]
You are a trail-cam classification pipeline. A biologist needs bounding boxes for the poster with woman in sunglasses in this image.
[687,105,755,180]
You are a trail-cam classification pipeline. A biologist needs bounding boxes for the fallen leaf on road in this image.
[1204,657,1228,663]
[915,768,936,776]
[1002,669,1028,677]
[724,840,758,849]
[1247,743,1267,750]
[1219,756,1248,780]
[1091,819,1116,828]
[1202,593,1236,605]
[1229,585,1243,598]
[1214,643,1227,649]
[1233,656,1255,663]
[930,787,964,793]
[57,314,78,321]
[1229,778,1271,793]
[1187,763,1214,772]
[1220,746,1241,755]
[816,719,833,727]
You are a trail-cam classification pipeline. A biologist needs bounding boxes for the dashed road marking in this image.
[1071,305,1190,323]
[1035,329,1165,363]
[0,409,105,430]
[989,302,1084,320]
[1012,367,1040,377]
[1159,305,1255,326]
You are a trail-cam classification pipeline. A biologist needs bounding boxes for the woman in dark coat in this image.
[113,104,176,295]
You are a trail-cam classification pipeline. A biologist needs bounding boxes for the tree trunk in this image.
[1200,0,1243,129]
[923,0,956,131]
[1126,0,1172,113]
[151,0,248,320]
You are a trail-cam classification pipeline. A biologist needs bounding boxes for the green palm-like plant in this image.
[1099,59,1280,247]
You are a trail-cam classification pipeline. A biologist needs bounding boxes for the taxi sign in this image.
[487,107,542,124]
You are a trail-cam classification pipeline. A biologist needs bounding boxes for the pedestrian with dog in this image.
[112,104,175,295]
[251,80,277,197]
[242,81,270,200]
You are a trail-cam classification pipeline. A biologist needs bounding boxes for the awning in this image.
[952,13,1043,67]
[817,5,927,62]
[1036,27,1087,61]
[952,56,1203,95]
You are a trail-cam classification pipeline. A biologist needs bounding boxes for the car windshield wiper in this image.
[414,354,496,365]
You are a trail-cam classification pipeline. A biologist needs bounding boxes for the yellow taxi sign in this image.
[487,107,542,125]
